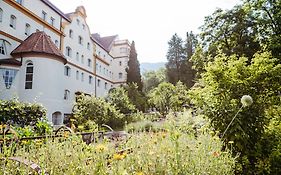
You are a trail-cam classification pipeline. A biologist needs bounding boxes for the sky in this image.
[49,0,241,63]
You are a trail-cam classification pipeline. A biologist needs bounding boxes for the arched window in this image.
[69,29,73,38]
[64,66,71,76]
[65,46,72,57]
[81,72,84,81]
[64,89,70,100]
[52,111,62,125]
[76,70,79,80]
[78,36,83,45]
[0,39,11,55]
[25,23,30,35]
[89,75,93,84]
[119,72,123,79]
[10,15,16,29]
[87,42,90,50]
[25,62,33,89]
[105,82,108,90]
[97,79,100,87]
[0,8,3,22]
[81,55,84,63]
[55,40,59,47]
[76,52,79,61]
[1,68,18,89]
[87,59,91,67]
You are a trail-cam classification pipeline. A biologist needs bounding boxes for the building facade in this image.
[0,0,131,125]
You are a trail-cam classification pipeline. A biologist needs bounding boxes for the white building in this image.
[0,0,131,125]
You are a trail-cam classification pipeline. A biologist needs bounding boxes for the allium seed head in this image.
[241,95,253,107]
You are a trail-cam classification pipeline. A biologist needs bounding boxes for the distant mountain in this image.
[140,62,166,74]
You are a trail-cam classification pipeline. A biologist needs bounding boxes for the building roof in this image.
[41,0,71,22]
[0,58,22,66]
[11,31,67,64]
[92,33,118,52]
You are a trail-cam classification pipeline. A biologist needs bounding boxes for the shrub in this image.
[73,95,126,129]
[189,52,281,172]
[0,99,46,127]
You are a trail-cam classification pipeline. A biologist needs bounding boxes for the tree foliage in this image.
[106,86,136,114]
[189,52,281,173]
[143,68,166,93]
[126,41,143,91]
[148,82,190,115]
[73,95,125,129]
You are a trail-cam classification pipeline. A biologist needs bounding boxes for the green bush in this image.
[73,95,126,129]
[0,99,46,127]
[189,52,281,172]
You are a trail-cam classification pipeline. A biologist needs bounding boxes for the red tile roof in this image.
[92,33,118,52]
[0,58,22,66]
[11,31,67,64]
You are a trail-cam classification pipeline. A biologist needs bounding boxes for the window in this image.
[64,66,71,76]
[119,73,123,79]
[76,52,79,61]
[89,76,93,84]
[78,36,83,45]
[96,63,98,71]
[42,11,47,21]
[10,15,16,29]
[76,19,80,25]
[52,112,62,125]
[119,61,122,66]
[105,82,107,90]
[50,17,55,26]
[15,0,23,4]
[97,79,100,87]
[99,65,101,72]
[25,62,33,89]
[0,40,11,55]
[25,23,30,35]
[0,8,3,22]
[55,40,59,47]
[1,69,18,89]
[103,68,105,74]
[64,89,70,100]
[65,46,72,57]
[82,24,85,30]
[81,72,84,81]
[69,29,73,38]
[87,59,91,67]
[120,47,127,53]
[76,71,79,80]
[81,55,84,63]
[87,42,90,50]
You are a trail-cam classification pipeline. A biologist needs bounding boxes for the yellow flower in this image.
[95,144,107,152]
[63,131,69,138]
[113,152,126,160]
[228,141,234,144]
[136,172,144,175]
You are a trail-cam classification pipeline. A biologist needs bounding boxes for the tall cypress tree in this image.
[126,41,143,91]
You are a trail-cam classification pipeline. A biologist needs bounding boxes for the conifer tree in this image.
[126,41,143,91]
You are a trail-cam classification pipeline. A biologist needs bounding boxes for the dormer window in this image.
[0,39,11,55]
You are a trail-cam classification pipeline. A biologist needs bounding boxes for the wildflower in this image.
[63,131,69,138]
[241,95,253,107]
[136,172,144,175]
[113,152,126,160]
[212,151,220,157]
[95,144,107,153]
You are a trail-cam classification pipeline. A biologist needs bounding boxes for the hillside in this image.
[140,62,166,74]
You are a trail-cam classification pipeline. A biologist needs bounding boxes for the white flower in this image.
[241,95,253,107]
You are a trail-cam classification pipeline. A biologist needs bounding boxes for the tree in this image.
[189,52,281,173]
[126,41,143,91]
[200,6,261,58]
[126,83,148,112]
[143,68,166,93]
[166,33,185,84]
[181,31,198,88]
[106,86,136,114]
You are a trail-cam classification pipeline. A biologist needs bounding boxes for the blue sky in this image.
[50,0,241,63]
